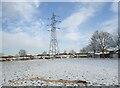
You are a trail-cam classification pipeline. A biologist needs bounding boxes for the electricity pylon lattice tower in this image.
[48,13,61,56]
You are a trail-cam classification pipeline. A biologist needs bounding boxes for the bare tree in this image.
[80,48,87,53]
[99,31,113,56]
[111,29,120,58]
[115,29,120,58]
[64,50,67,54]
[80,45,91,53]
[42,51,47,55]
[91,31,113,58]
[19,49,27,56]
[90,31,99,58]
[117,29,120,50]
[0,53,4,56]
[70,50,76,55]
[118,29,120,58]
[111,33,119,50]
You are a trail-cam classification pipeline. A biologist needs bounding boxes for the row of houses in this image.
[0,50,119,61]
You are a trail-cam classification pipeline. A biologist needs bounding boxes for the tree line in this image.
[80,30,120,58]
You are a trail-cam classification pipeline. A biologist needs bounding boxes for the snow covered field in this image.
[1,58,118,86]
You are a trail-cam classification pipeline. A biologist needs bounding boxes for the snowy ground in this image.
[1,58,118,86]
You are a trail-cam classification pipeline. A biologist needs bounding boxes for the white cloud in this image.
[99,2,118,34]
[100,17,117,34]
[59,33,91,52]
[59,3,103,41]
[2,31,49,55]
[34,0,41,8]
[2,1,42,34]
[2,1,40,21]
[1,1,48,55]
[64,32,81,41]
[60,8,94,31]
[110,2,118,13]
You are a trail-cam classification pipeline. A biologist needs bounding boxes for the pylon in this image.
[47,13,61,56]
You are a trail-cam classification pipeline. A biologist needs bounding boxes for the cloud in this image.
[64,32,81,41]
[2,2,40,21]
[2,31,49,55]
[60,4,94,31]
[57,2,103,51]
[110,2,118,13]
[2,1,43,34]
[99,2,118,34]
[6,19,44,35]
[1,1,48,55]
[34,0,41,8]
[100,17,117,34]
[59,3,103,41]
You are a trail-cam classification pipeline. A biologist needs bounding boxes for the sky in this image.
[0,0,118,55]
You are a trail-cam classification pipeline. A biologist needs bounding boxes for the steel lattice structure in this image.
[48,13,60,56]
